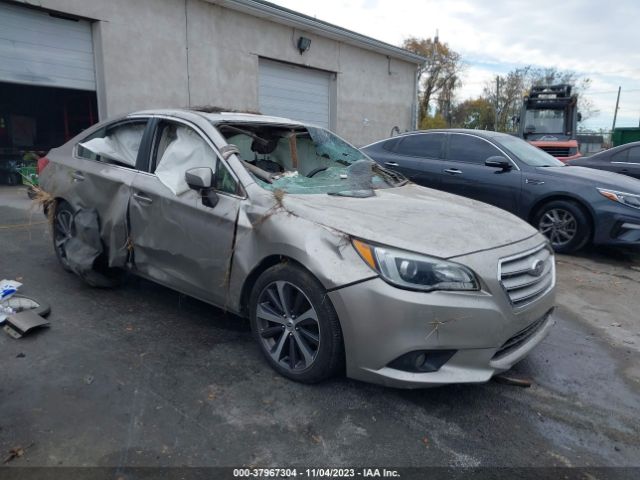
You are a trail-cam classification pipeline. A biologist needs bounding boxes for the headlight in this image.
[352,239,479,292]
[598,188,640,210]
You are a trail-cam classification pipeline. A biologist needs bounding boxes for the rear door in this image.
[68,118,151,266]
[442,133,522,214]
[611,146,640,179]
[129,117,243,307]
[371,133,446,189]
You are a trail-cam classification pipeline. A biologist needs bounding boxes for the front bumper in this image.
[329,236,556,388]
[592,203,640,247]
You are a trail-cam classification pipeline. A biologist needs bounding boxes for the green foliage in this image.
[451,98,495,130]
[419,114,448,130]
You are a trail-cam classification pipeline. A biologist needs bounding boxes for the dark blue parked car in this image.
[568,142,640,180]
[363,130,640,253]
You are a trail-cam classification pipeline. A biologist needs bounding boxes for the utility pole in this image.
[611,86,621,132]
[494,76,500,131]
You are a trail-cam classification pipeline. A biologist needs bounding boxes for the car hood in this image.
[539,166,640,193]
[284,183,539,259]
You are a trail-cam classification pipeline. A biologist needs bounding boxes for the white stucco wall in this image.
[9,0,418,145]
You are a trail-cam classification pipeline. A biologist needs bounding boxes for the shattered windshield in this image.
[214,122,405,195]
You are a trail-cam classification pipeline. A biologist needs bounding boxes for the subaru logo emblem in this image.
[529,259,545,277]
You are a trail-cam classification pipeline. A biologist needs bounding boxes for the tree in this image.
[451,98,495,130]
[402,37,463,125]
[419,113,447,130]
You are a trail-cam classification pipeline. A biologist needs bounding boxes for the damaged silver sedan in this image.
[39,109,556,387]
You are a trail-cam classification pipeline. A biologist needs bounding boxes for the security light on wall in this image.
[297,36,311,54]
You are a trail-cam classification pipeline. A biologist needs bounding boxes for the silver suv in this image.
[39,109,556,387]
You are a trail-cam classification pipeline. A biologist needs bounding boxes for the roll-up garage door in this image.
[259,58,332,129]
[0,2,96,91]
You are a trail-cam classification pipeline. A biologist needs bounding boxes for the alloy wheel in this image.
[538,208,577,248]
[255,280,321,372]
[54,208,73,267]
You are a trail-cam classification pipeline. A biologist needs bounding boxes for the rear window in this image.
[77,120,148,168]
[393,133,445,159]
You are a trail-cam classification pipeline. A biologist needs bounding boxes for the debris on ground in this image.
[493,373,533,388]
[3,443,33,464]
[3,310,50,339]
[1,279,22,324]
[84,375,95,385]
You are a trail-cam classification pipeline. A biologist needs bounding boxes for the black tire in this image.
[3,294,51,318]
[534,200,592,254]
[52,200,125,287]
[249,263,344,383]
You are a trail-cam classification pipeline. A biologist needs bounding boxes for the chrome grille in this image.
[499,244,555,308]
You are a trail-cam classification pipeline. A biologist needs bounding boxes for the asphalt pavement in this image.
[1,185,639,472]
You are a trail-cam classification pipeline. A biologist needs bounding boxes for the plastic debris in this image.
[1,279,22,324]
[3,310,50,339]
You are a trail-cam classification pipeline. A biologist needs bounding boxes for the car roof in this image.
[130,108,307,126]
[403,128,512,139]
[594,141,640,156]
[362,128,513,149]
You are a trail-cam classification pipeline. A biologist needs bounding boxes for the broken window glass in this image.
[214,122,405,195]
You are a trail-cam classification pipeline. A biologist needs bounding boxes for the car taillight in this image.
[37,157,50,174]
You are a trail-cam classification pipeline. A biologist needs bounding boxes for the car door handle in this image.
[443,168,463,175]
[525,178,545,185]
[384,161,399,167]
[71,171,85,181]
[133,192,153,205]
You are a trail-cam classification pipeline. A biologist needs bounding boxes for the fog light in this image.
[388,350,457,373]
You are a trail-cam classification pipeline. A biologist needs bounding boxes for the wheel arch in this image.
[528,194,595,228]
[239,255,319,318]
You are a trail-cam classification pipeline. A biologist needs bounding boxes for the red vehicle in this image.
[518,84,582,162]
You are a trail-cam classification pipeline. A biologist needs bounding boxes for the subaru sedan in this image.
[39,110,555,388]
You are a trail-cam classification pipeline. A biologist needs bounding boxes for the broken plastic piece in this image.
[3,310,50,339]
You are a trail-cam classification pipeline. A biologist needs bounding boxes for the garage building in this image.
[0,0,424,183]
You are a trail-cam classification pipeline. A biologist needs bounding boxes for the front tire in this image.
[534,200,591,253]
[249,263,344,383]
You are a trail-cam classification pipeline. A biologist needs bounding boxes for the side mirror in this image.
[577,112,583,122]
[185,167,213,189]
[185,167,218,208]
[485,156,512,170]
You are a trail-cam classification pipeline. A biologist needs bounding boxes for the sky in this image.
[270,0,639,132]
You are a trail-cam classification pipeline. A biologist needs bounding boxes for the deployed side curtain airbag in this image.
[79,124,145,167]
[155,127,214,196]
